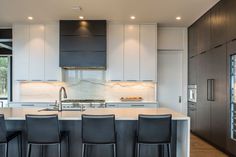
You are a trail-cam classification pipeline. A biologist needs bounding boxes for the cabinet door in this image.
[188,103,197,132]
[197,12,211,54]
[124,25,140,80]
[196,51,211,140]
[44,24,60,81]
[188,56,198,85]
[210,0,227,48]
[188,25,198,58]
[106,103,119,108]
[107,24,124,80]
[226,0,236,41]
[140,25,157,81]
[13,25,30,81]
[210,44,227,149]
[29,25,45,81]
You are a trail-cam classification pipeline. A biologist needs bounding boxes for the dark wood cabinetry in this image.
[194,46,227,149]
[188,102,197,132]
[188,25,198,58]
[196,51,211,140]
[226,0,236,41]
[210,0,227,48]
[210,45,227,149]
[188,57,198,85]
[188,0,234,153]
[197,12,211,54]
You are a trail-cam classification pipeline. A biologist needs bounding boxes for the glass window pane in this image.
[0,57,8,98]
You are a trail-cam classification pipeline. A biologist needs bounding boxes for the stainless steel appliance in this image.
[61,99,106,110]
[188,85,197,102]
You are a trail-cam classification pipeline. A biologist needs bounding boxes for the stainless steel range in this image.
[61,99,106,110]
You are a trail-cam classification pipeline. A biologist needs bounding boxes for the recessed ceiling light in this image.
[130,16,136,20]
[176,16,181,20]
[79,16,84,19]
[27,16,33,20]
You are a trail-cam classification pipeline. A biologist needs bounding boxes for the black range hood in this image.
[59,20,107,69]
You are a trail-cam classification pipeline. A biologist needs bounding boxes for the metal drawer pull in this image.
[21,104,35,107]
[131,104,145,107]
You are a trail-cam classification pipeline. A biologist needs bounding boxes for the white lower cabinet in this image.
[8,103,53,108]
[106,103,158,108]
[106,104,120,108]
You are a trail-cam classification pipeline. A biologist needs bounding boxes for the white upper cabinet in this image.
[44,23,60,81]
[13,25,30,81]
[124,25,140,80]
[29,25,45,80]
[107,23,157,81]
[157,27,185,50]
[140,25,157,81]
[107,24,124,81]
[13,24,60,81]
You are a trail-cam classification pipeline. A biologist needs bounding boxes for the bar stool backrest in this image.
[82,114,116,144]
[0,114,7,143]
[137,114,172,144]
[26,114,60,144]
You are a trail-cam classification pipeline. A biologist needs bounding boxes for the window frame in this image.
[0,55,12,101]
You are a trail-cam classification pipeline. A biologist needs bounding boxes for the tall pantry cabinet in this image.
[188,0,236,155]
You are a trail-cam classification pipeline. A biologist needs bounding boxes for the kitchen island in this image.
[0,108,190,157]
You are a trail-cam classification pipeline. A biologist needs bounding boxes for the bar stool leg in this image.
[113,144,117,157]
[167,144,171,157]
[27,144,31,157]
[67,135,70,157]
[81,143,85,157]
[136,143,140,157]
[4,143,8,157]
[58,143,61,157]
[17,134,22,157]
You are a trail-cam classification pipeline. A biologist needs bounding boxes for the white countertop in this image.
[0,107,189,121]
[9,101,158,105]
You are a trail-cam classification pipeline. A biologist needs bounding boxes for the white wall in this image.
[157,27,188,114]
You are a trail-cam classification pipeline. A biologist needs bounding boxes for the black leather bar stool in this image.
[0,114,22,157]
[25,114,69,157]
[81,114,117,157]
[136,114,172,157]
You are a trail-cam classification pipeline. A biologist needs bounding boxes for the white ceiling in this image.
[0,0,219,27]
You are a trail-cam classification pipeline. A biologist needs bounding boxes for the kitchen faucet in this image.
[58,87,67,111]
[0,101,3,108]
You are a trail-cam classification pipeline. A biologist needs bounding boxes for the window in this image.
[0,56,10,99]
[230,54,236,140]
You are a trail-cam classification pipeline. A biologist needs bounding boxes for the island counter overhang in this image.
[0,108,190,157]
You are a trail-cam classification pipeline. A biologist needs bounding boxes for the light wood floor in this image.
[190,134,229,157]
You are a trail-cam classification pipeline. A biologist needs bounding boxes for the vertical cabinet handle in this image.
[207,79,211,101]
[207,79,215,101]
[211,79,215,101]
